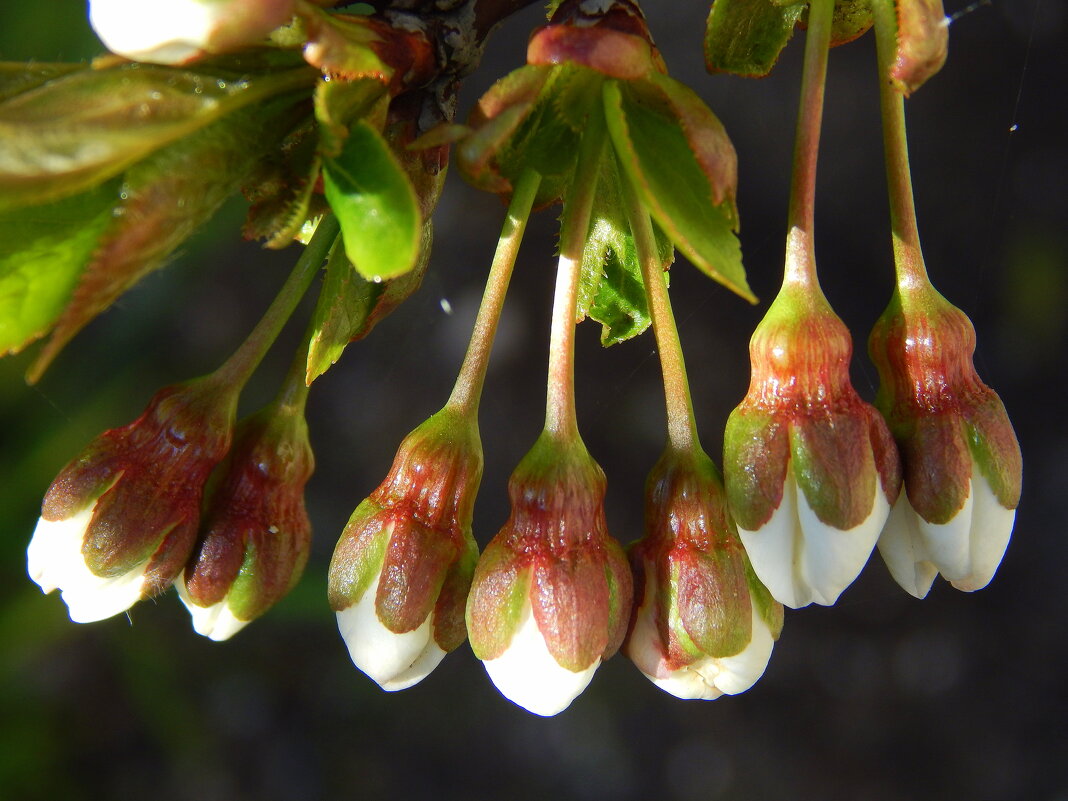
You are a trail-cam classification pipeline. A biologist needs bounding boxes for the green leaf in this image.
[27,99,307,381]
[314,76,389,159]
[578,153,673,346]
[322,120,421,281]
[603,80,753,302]
[830,0,874,46]
[0,63,315,211]
[305,220,432,384]
[0,62,86,103]
[704,0,804,78]
[0,179,119,357]
[457,64,605,207]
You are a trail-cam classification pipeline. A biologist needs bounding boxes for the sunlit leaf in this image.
[0,62,86,103]
[27,99,308,381]
[322,120,421,281]
[305,221,432,384]
[603,80,752,302]
[704,0,804,78]
[0,63,315,211]
[578,152,672,346]
[0,179,119,357]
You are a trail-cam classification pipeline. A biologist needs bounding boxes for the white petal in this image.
[738,475,802,607]
[27,509,147,623]
[739,469,887,609]
[89,0,294,64]
[796,473,888,607]
[482,599,598,717]
[950,469,1015,593]
[877,493,939,599]
[90,0,219,63]
[707,607,776,696]
[175,574,251,642]
[335,571,444,691]
[916,481,974,583]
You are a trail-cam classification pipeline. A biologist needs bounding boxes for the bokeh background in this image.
[1,2,1065,799]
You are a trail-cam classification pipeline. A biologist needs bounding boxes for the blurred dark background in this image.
[1,2,1065,799]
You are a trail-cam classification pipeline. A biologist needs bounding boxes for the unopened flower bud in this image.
[724,284,902,608]
[328,408,481,691]
[869,287,1022,597]
[625,450,783,699]
[466,434,632,716]
[89,0,298,64]
[27,378,236,622]
[177,402,314,640]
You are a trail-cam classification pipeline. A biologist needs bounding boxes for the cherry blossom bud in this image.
[466,434,632,716]
[724,284,902,608]
[89,0,298,65]
[177,401,314,640]
[27,378,236,622]
[625,450,783,699]
[869,287,1022,597]
[328,408,481,691]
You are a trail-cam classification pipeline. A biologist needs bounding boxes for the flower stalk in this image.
[544,112,607,441]
[447,168,541,416]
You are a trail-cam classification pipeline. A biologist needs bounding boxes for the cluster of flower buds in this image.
[28,378,237,622]
[18,0,1022,721]
[27,215,337,635]
[28,375,316,634]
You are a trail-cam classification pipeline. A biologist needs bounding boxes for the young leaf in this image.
[0,62,86,103]
[322,120,421,281]
[314,76,389,159]
[578,152,672,346]
[0,63,315,211]
[28,99,308,381]
[603,80,753,302]
[305,221,432,384]
[704,0,804,78]
[0,179,119,357]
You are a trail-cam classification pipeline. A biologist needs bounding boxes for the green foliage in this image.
[0,63,315,211]
[322,119,422,281]
[305,221,432,383]
[0,179,118,357]
[603,80,752,303]
[704,0,804,77]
